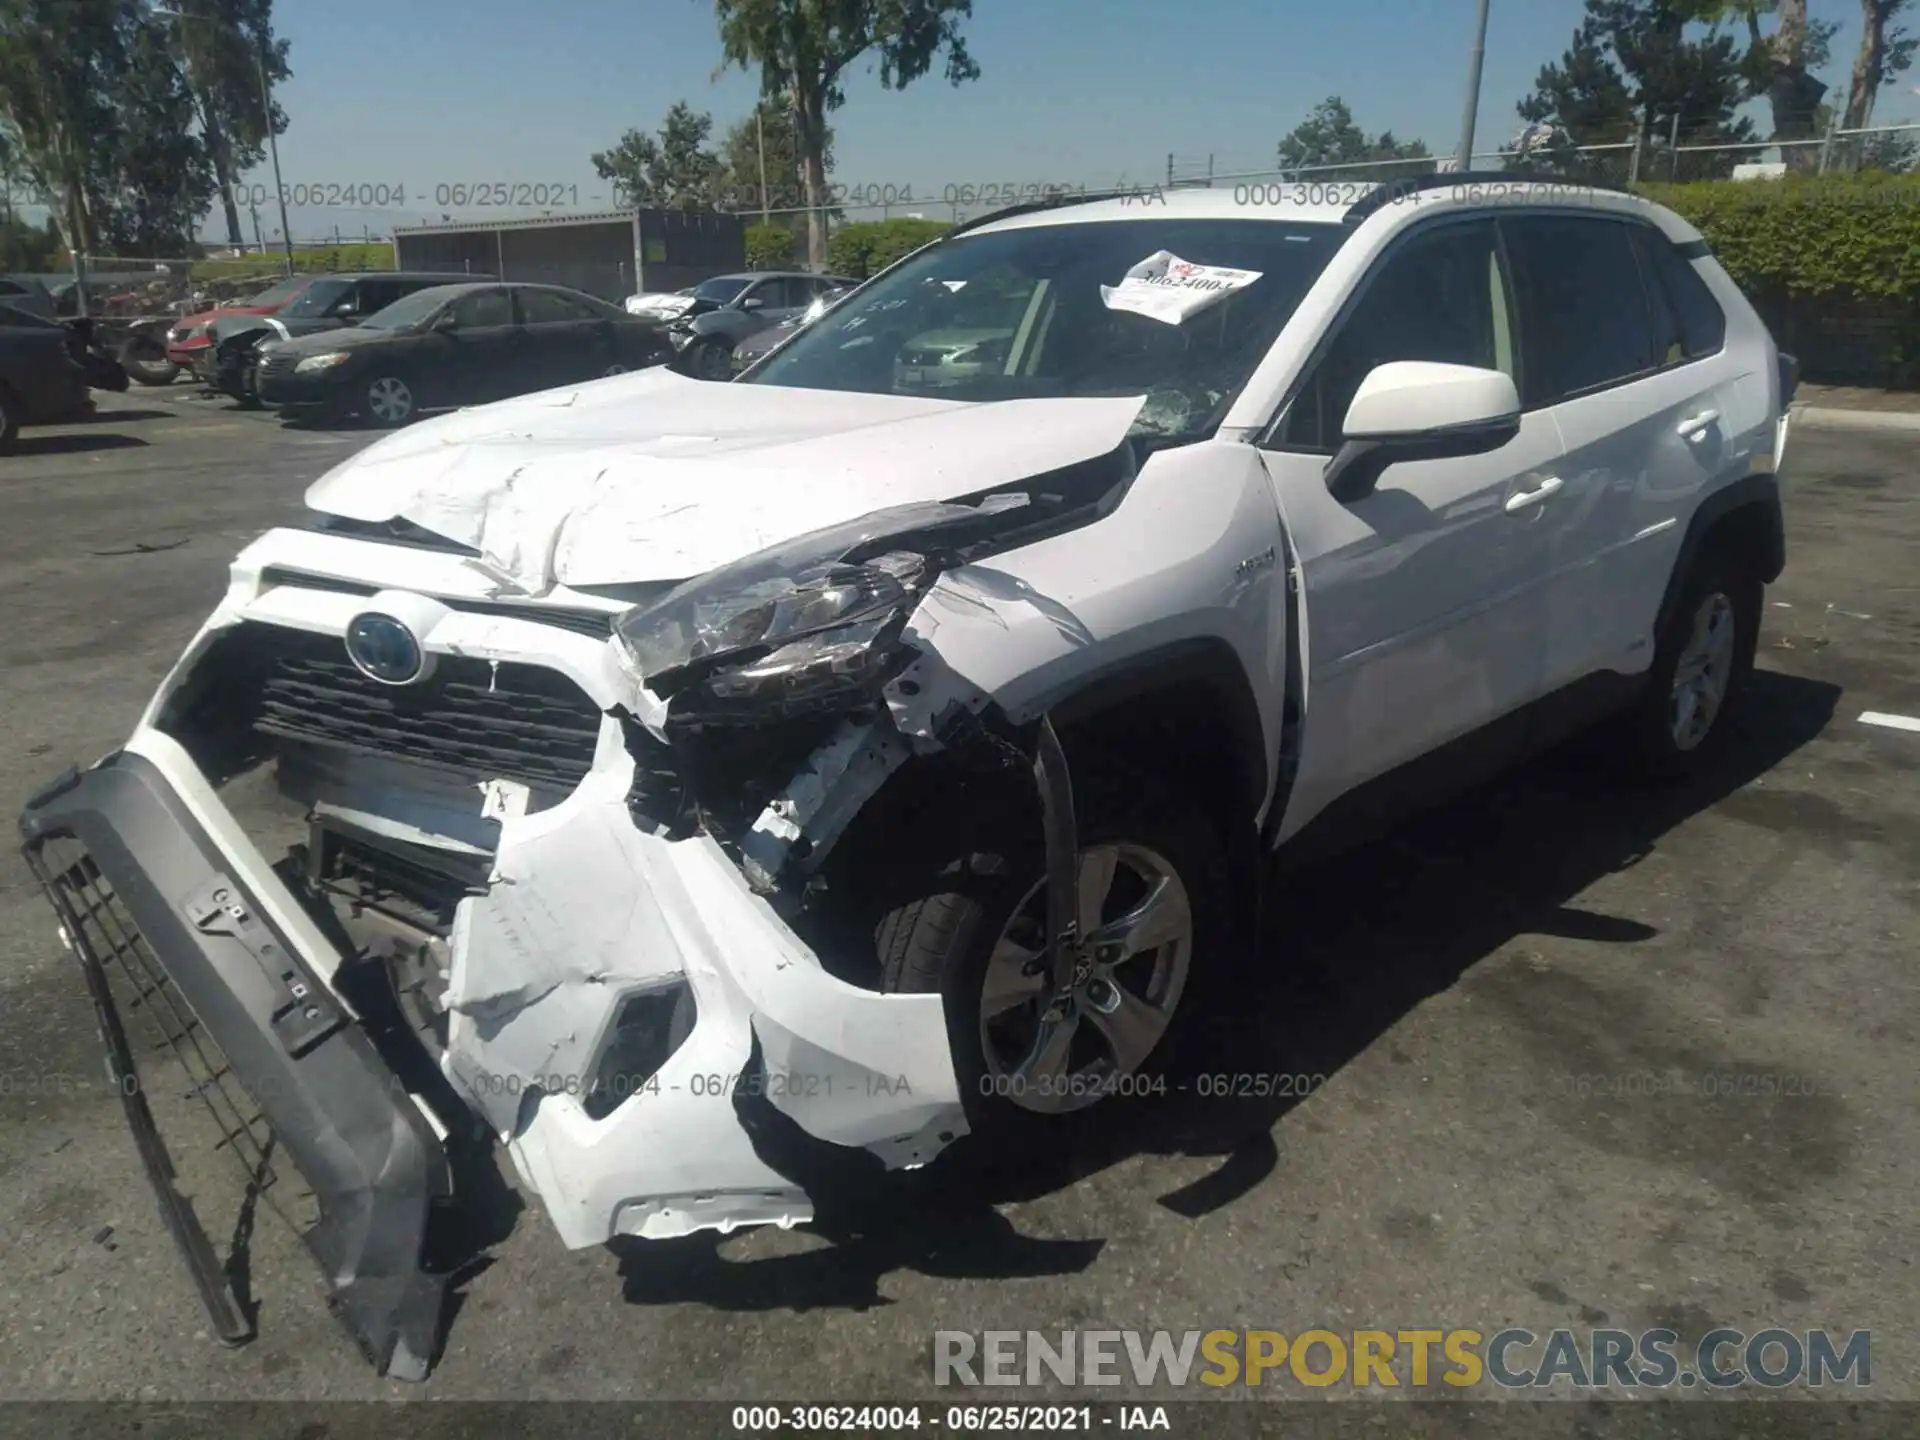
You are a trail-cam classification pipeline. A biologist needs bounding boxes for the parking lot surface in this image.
[0,391,1914,1409]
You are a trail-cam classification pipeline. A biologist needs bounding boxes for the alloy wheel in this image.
[366,376,414,426]
[978,843,1193,1115]
[1670,591,1736,751]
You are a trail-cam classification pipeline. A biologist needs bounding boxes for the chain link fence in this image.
[1167,119,1920,191]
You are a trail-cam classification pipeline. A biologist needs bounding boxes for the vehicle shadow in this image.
[5,432,149,456]
[607,667,1840,1313]
[66,406,175,424]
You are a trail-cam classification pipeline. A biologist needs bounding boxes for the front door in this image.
[431,287,520,406]
[1257,215,1567,840]
[516,287,616,390]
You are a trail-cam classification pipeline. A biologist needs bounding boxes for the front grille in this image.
[257,352,296,383]
[256,568,620,640]
[167,623,604,793]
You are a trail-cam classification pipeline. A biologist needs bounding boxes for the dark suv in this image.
[207,271,488,404]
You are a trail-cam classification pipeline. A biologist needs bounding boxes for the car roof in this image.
[962,179,1703,245]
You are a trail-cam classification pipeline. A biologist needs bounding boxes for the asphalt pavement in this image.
[0,389,1914,1415]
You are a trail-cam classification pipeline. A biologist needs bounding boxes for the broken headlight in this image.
[613,499,1022,705]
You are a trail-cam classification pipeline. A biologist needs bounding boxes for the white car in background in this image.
[623,287,696,319]
[21,176,1794,1380]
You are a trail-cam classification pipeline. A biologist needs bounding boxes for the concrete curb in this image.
[1792,404,1920,434]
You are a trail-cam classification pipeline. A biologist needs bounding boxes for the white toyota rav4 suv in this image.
[21,176,1795,1377]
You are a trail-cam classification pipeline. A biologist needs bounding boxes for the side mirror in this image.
[1324,361,1521,503]
[431,311,459,333]
[739,295,764,311]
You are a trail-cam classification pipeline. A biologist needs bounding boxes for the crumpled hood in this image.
[305,367,1145,593]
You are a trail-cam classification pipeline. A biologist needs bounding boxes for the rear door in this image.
[516,287,612,388]
[1500,213,1748,691]
[1258,215,1566,834]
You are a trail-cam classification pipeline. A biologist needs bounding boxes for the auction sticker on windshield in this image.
[1101,251,1263,325]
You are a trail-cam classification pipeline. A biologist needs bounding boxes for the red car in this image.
[165,273,315,371]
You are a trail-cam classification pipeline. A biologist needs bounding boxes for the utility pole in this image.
[1454,0,1491,173]
[756,105,770,225]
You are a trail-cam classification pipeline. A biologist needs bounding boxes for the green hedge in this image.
[744,223,796,271]
[826,218,951,279]
[1640,174,1920,297]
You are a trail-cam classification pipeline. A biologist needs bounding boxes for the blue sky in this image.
[46,0,1920,248]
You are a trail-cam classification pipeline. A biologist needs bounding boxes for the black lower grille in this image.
[23,836,309,1343]
[164,623,604,793]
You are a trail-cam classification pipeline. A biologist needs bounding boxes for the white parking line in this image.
[1859,712,1920,733]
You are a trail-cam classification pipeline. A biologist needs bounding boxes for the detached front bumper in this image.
[19,748,450,1379]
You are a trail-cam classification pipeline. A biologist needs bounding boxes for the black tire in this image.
[872,765,1228,1138]
[360,373,417,428]
[688,337,733,381]
[0,386,19,450]
[1627,544,1761,778]
[117,338,179,387]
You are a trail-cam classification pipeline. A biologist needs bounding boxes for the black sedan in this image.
[0,304,95,448]
[256,282,672,426]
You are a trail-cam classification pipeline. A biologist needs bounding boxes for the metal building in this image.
[390,209,747,303]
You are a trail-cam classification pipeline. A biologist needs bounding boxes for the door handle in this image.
[1676,408,1719,439]
[1504,476,1563,514]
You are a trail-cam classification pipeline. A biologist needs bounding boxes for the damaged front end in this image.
[16,438,1133,1374]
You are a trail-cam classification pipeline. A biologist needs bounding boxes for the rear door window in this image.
[1500,215,1659,405]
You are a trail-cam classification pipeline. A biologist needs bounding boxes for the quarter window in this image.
[1638,232,1727,359]
[1275,220,1514,452]
[1500,215,1658,404]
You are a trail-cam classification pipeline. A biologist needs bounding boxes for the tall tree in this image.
[95,12,215,252]
[717,95,833,215]
[591,100,724,209]
[1516,19,1638,176]
[1519,0,1758,180]
[1276,95,1431,178]
[1840,0,1917,141]
[160,0,290,248]
[712,0,980,269]
[1688,1,1835,166]
[0,0,125,255]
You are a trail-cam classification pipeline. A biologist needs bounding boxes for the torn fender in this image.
[443,750,967,1249]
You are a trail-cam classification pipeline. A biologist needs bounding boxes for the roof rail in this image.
[948,186,1158,238]
[1342,169,1639,226]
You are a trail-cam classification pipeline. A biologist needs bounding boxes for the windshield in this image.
[744,218,1345,441]
[693,276,752,304]
[246,274,310,307]
[359,287,455,330]
[278,277,355,318]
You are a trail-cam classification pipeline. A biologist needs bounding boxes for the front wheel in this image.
[687,338,733,381]
[361,373,416,427]
[874,770,1226,1134]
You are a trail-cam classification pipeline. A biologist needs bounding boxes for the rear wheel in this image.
[362,374,416,427]
[872,768,1225,1136]
[1627,546,1760,777]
